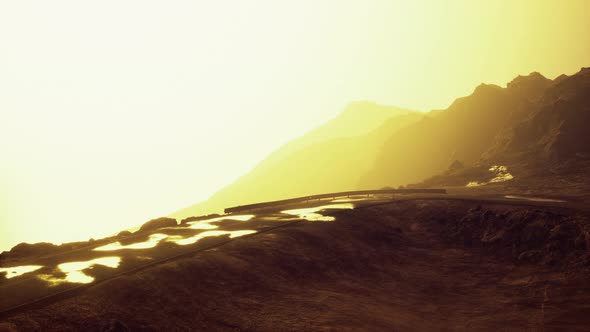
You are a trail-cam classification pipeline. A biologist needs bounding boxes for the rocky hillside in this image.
[486,68,590,163]
[415,68,590,190]
[175,68,590,218]
[364,68,590,190]
[4,199,590,331]
[360,72,553,188]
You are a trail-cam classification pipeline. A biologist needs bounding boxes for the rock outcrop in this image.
[138,217,177,232]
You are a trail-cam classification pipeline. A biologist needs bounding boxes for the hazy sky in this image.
[1,0,589,250]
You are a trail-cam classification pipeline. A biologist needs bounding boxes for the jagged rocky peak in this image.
[506,71,552,99]
[507,71,548,85]
[448,83,504,110]
[554,74,569,84]
[544,66,590,103]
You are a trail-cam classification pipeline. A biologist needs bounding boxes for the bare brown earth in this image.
[2,198,590,331]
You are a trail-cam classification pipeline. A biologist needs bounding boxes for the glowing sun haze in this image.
[0,0,588,250]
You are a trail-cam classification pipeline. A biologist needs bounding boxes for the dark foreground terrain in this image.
[2,197,590,331]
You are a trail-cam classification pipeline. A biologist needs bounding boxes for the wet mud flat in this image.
[0,199,380,315]
[2,199,590,331]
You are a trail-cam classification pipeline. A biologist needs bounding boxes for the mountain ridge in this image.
[174,67,590,219]
[412,67,590,191]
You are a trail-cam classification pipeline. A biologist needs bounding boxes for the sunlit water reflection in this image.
[3,214,267,286]
[186,214,254,230]
[33,228,257,285]
[3,215,260,286]
[0,265,43,280]
[94,233,168,251]
[38,257,121,285]
[281,203,354,221]
[95,229,258,249]
[168,230,257,246]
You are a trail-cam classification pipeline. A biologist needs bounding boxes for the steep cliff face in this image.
[361,68,590,190]
[359,72,553,189]
[486,68,590,163]
[414,68,590,189]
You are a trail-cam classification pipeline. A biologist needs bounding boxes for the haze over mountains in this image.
[173,103,421,218]
[174,67,590,219]
[365,68,590,187]
[488,69,590,162]
[417,67,590,191]
[4,68,590,332]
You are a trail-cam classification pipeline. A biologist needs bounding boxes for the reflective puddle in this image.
[95,228,257,252]
[94,233,169,251]
[2,215,260,287]
[168,230,257,246]
[505,195,566,203]
[187,222,218,230]
[281,203,354,221]
[186,214,255,230]
[2,214,265,287]
[38,257,121,285]
[93,214,257,252]
[35,227,257,285]
[0,265,44,280]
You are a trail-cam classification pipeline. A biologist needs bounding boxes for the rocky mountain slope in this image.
[416,68,590,190]
[3,199,590,331]
[486,68,590,163]
[361,71,561,189]
[175,68,589,219]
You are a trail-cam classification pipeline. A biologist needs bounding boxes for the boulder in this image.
[5,242,58,258]
[139,217,177,232]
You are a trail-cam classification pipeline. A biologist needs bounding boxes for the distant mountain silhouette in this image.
[409,68,590,189]
[362,68,590,189]
[174,68,590,219]
[172,102,421,218]
[486,68,590,162]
